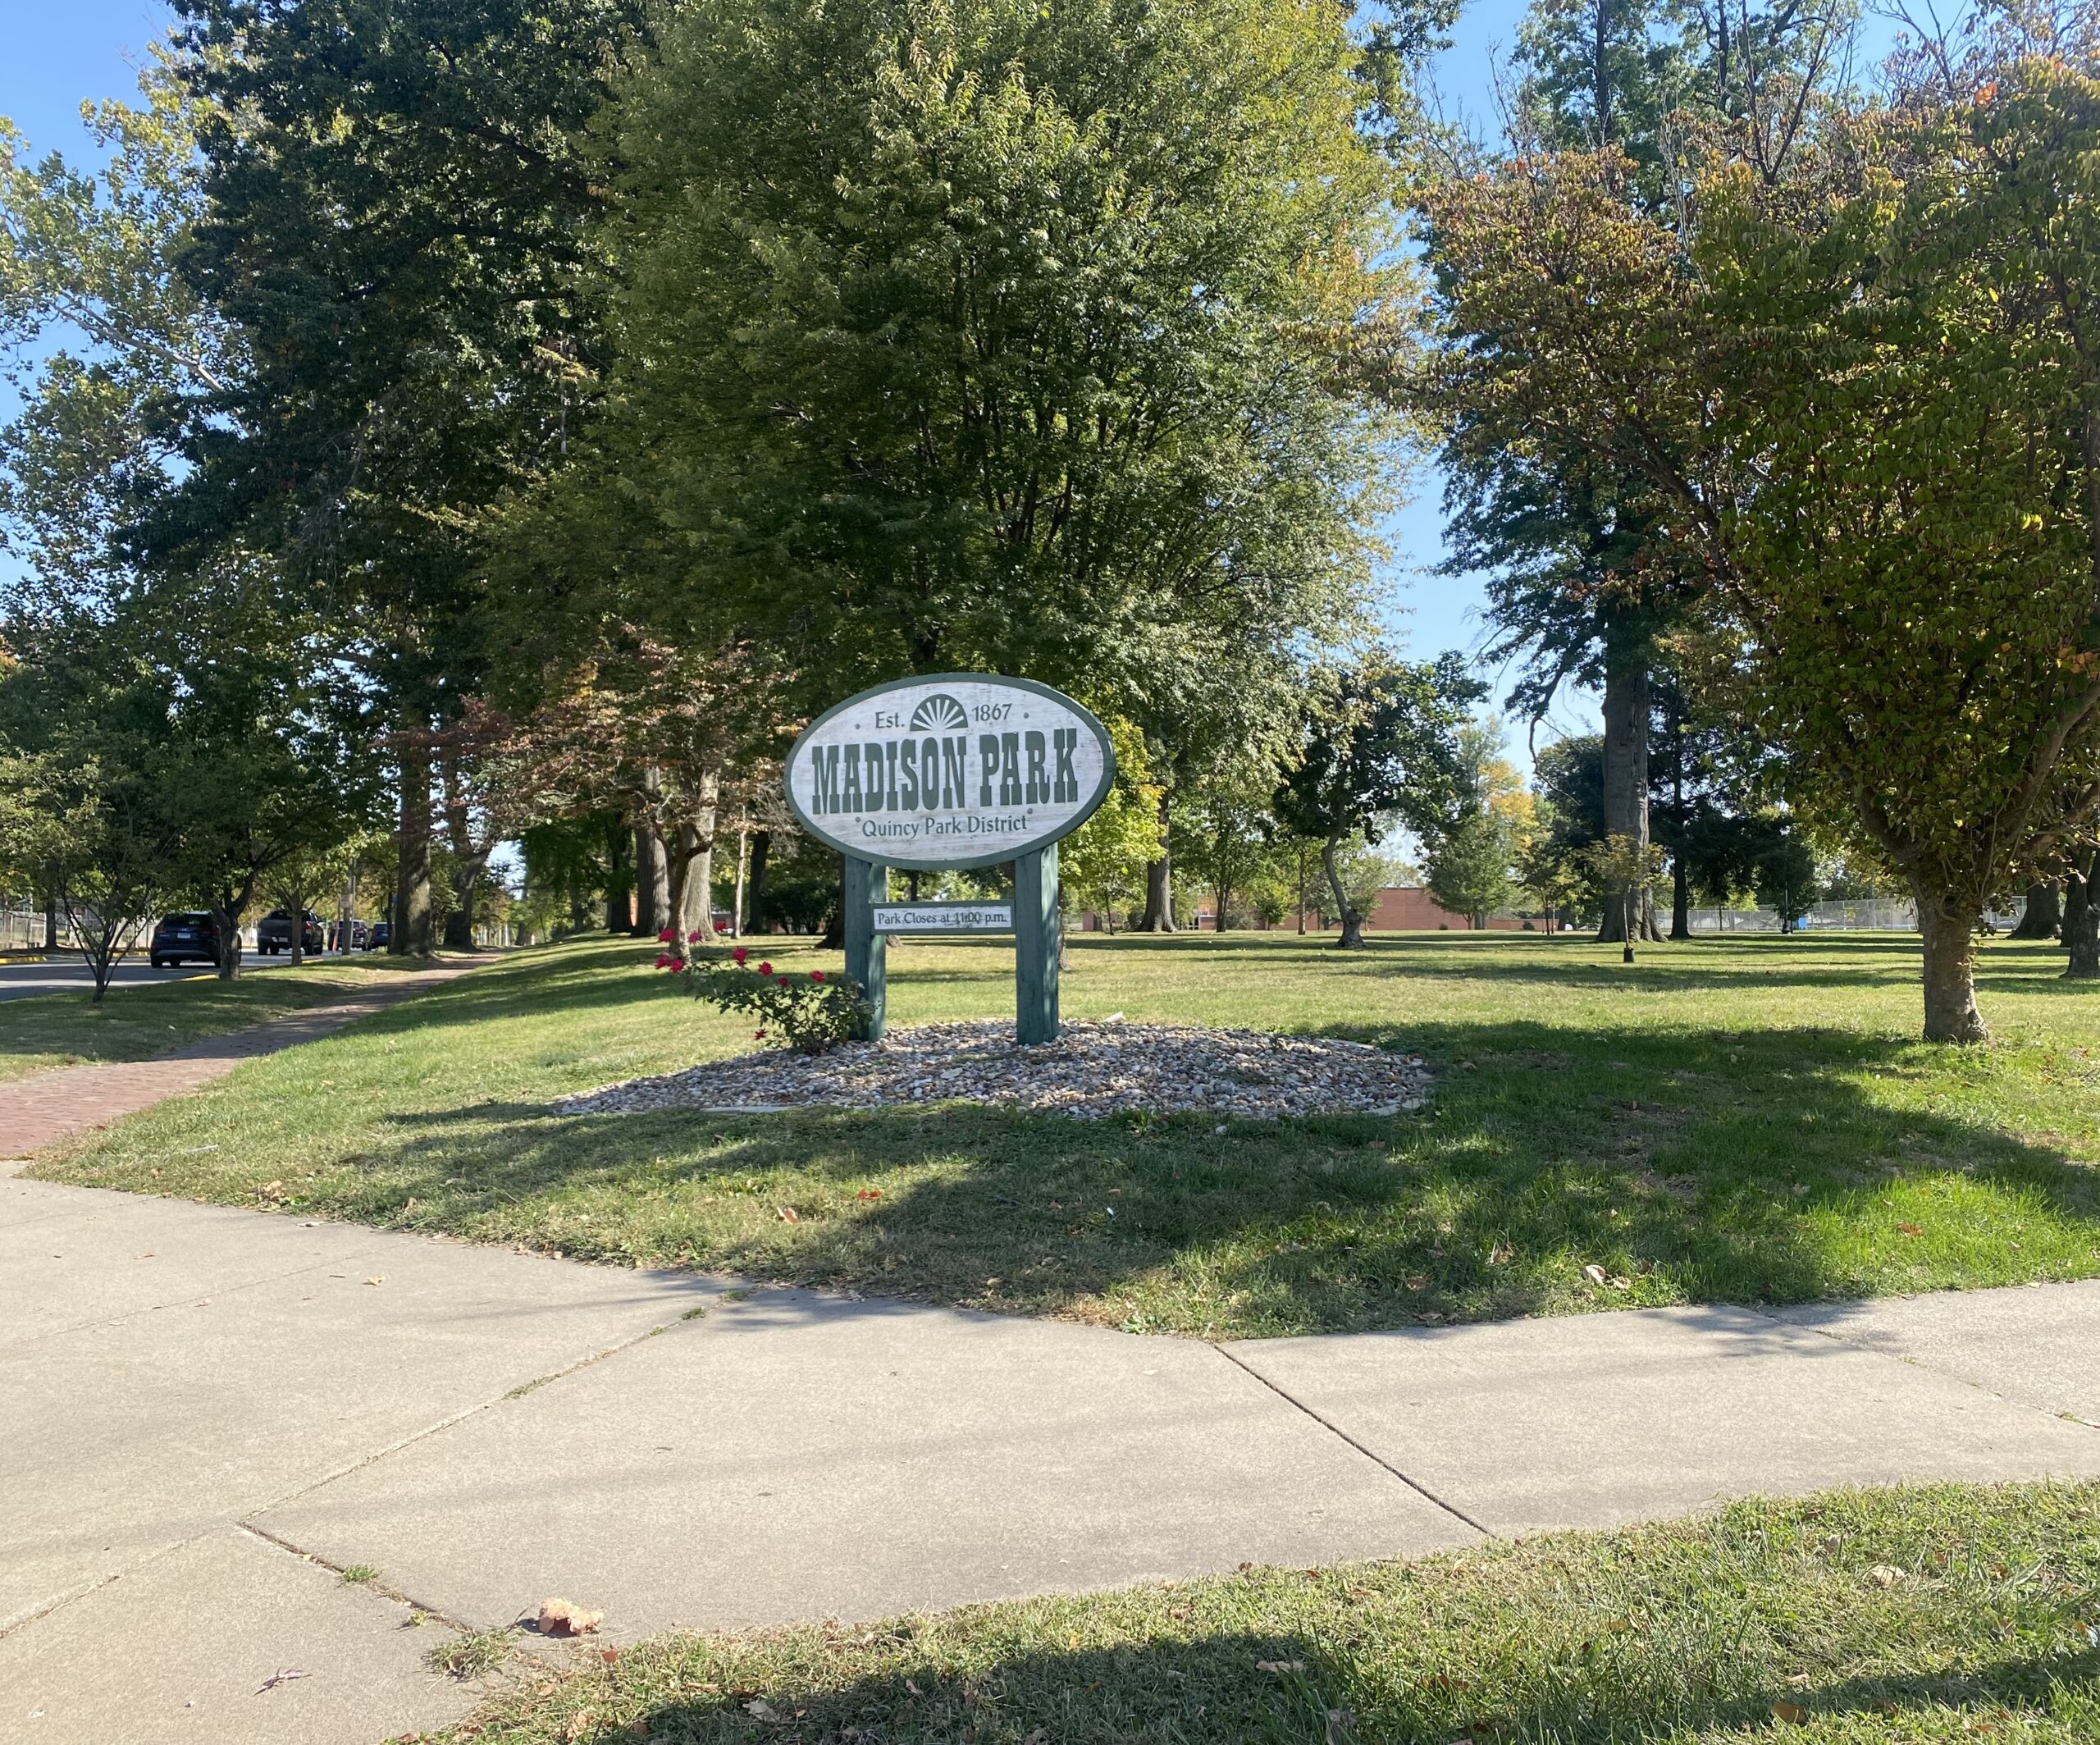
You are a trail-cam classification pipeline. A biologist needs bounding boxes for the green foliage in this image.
[0,53,232,598]
[1275,653,1481,941]
[1693,53,2100,924]
[669,948,871,1056]
[1057,715,1163,923]
[596,0,1401,710]
[1423,718,1527,924]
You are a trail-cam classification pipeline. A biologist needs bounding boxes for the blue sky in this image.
[0,0,1599,746]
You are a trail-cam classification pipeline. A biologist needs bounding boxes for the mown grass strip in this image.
[34,932,2100,1336]
[427,1481,2100,1743]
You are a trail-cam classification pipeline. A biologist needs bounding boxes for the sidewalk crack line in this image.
[1211,1344,1495,1539]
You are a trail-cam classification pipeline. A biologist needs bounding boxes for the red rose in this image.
[731,946,748,965]
[657,927,675,943]
[758,962,774,975]
[654,952,673,968]
[809,969,826,984]
[688,929,705,942]
[755,1029,767,1039]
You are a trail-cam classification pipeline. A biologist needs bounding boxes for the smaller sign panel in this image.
[871,902,1014,934]
[783,674,1116,870]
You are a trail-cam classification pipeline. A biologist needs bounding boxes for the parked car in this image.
[368,921,391,951]
[148,911,222,969]
[329,917,372,952]
[257,908,326,955]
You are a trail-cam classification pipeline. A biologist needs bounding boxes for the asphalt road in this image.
[0,956,310,1003]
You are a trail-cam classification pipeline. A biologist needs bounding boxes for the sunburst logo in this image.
[909,693,969,733]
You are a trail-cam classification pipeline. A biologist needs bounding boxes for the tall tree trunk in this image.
[1916,894,1988,1042]
[1140,791,1176,932]
[731,828,748,939]
[2063,853,2098,979]
[633,824,667,937]
[746,829,771,934]
[2010,881,2062,940]
[1669,856,1691,940]
[287,890,306,966]
[1322,835,1365,949]
[213,885,246,981]
[338,868,358,955]
[1596,639,1653,943]
[42,877,58,952]
[604,817,632,934]
[677,772,720,943]
[395,738,434,957]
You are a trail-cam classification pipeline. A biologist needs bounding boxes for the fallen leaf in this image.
[1582,1264,1609,1285]
[1869,1565,1906,1588]
[257,1180,286,1202]
[1772,1701,1809,1724]
[743,1698,776,1720]
[906,1678,924,1697]
[256,1668,310,1692]
[1256,1660,1305,1674]
[363,1276,385,1287]
[599,1647,622,1665]
[855,1189,882,1200]
[1404,1275,1430,1290]
[1024,1732,1050,1745]
[1488,1244,1513,1264]
[564,1714,595,1743]
[777,1207,800,1223]
[536,1598,603,1637]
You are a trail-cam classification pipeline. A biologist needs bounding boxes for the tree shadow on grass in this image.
[340,1017,2100,1337]
[540,1627,2099,1745]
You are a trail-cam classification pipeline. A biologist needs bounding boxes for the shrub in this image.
[657,938,870,1054]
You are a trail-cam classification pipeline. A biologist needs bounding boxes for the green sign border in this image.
[783,673,1118,873]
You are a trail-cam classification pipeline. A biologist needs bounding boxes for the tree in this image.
[1418,18,2100,1039]
[594,0,1400,765]
[1427,0,1847,946]
[1582,833,1669,962]
[1687,33,2100,1035]
[1058,716,1165,932]
[158,0,641,956]
[0,637,182,1003]
[1274,654,1481,948]
[1424,717,1528,925]
[1175,777,1284,932]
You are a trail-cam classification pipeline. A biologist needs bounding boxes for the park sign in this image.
[783,674,1116,872]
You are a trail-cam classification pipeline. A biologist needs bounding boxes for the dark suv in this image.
[148,912,222,969]
[258,908,326,955]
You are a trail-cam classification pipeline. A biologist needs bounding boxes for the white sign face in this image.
[872,902,1014,933]
[783,674,1116,870]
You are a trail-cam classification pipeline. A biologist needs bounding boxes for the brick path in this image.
[0,966,476,1167]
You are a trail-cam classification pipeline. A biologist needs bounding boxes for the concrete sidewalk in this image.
[3,1172,2098,1745]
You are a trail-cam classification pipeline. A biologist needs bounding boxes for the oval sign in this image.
[783,674,1117,870]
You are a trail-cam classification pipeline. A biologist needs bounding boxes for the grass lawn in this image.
[0,956,446,1083]
[28,929,2100,1336]
[421,1481,2100,1743]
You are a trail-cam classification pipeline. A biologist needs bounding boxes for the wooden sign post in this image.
[783,676,1113,1046]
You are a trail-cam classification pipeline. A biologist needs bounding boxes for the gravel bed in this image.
[555,1019,1432,1121]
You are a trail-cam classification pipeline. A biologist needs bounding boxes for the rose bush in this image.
[656,939,870,1054]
